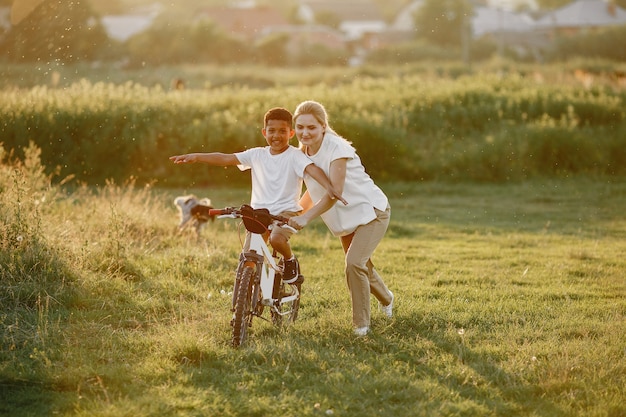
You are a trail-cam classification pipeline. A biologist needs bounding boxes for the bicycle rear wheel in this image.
[231,265,255,347]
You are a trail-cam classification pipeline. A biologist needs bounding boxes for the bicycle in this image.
[209,204,304,347]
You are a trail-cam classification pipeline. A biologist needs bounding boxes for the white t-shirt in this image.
[303,133,389,237]
[235,146,313,215]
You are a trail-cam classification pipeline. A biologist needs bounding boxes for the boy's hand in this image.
[328,187,348,205]
[170,154,195,164]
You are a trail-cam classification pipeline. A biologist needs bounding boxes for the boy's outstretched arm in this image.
[169,153,240,165]
[304,164,347,205]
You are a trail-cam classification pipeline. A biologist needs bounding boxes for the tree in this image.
[89,0,126,15]
[0,0,110,63]
[535,0,626,12]
[534,0,626,10]
[125,20,252,66]
[413,0,473,47]
[255,32,290,65]
[314,11,341,30]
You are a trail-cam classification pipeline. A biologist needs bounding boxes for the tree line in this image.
[1,0,625,66]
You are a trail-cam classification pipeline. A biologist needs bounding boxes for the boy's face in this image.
[262,119,295,155]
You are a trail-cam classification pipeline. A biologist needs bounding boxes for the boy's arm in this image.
[169,153,240,166]
[304,163,347,205]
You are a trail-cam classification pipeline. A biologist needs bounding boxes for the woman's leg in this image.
[342,207,391,328]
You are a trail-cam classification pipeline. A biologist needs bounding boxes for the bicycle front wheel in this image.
[231,265,255,347]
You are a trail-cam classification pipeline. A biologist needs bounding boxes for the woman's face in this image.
[295,114,324,151]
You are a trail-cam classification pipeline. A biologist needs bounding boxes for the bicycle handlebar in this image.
[208,208,232,217]
[209,206,293,228]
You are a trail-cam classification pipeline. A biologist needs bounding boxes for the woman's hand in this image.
[327,186,348,205]
[288,215,308,230]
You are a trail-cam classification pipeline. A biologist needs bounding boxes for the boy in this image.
[170,107,345,282]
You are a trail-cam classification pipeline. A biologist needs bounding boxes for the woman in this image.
[288,100,394,337]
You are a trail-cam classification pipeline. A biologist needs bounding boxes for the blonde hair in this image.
[293,100,339,137]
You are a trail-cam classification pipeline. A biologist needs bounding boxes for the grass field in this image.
[1,148,625,417]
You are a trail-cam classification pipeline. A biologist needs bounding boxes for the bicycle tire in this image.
[231,265,255,347]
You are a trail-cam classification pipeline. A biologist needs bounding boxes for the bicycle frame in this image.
[243,231,299,310]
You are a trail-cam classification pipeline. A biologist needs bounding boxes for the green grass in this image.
[1,150,625,416]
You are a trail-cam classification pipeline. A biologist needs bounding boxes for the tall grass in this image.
[1,145,625,416]
[1,63,625,185]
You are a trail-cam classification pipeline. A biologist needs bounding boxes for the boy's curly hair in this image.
[264,107,293,126]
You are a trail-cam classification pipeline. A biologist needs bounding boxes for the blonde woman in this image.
[288,100,394,336]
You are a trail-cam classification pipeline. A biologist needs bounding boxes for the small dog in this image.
[174,195,215,237]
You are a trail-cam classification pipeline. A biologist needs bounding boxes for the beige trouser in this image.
[341,206,392,328]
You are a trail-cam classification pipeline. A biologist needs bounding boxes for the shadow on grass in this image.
[374,315,568,417]
[0,381,62,416]
[168,313,569,417]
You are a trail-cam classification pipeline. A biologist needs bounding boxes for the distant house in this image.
[261,24,346,51]
[194,3,350,59]
[534,0,626,36]
[384,1,547,59]
[391,0,535,39]
[297,0,387,40]
[100,5,160,42]
[389,0,423,32]
[0,7,10,33]
[101,15,156,42]
[472,5,547,58]
[196,5,289,40]
[472,6,534,38]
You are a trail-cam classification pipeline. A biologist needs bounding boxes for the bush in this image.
[0,71,624,185]
[365,41,462,64]
[547,26,626,62]
[125,21,252,66]
[0,143,77,310]
[0,0,111,63]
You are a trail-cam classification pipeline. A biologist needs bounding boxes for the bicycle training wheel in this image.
[231,265,255,347]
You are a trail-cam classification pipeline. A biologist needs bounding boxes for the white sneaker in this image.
[380,291,394,318]
[354,326,369,337]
